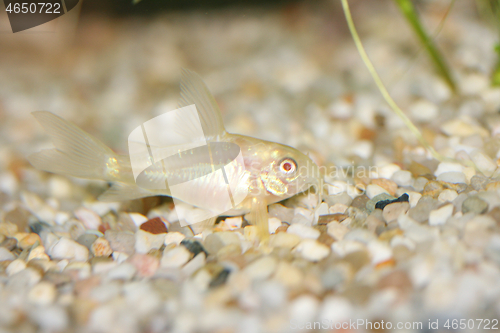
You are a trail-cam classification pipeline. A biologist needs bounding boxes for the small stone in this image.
[371,178,397,196]
[317,214,348,224]
[429,204,454,226]
[437,172,467,184]
[139,217,168,234]
[104,231,135,256]
[0,247,15,261]
[244,256,277,280]
[209,268,231,288]
[181,238,208,257]
[471,151,496,177]
[203,233,225,254]
[91,237,113,257]
[164,232,186,246]
[409,99,438,122]
[295,239,330,262]
[375,193,409,210]
[317,231,335,247]
[286,224,320,239]
[382,202,410,223]
[327,222,350,241]
[7,259,26,276]
[74,207,102,230]
[409,196,440,223]
[351,195,370,210]
[471,175,490,190]
[366,184,389,199]
[107,262,136,280]
[434,162,464,177]
[128,254,159,277]
[161,246,192,269]
[391,170,413,187]
[462,196,489,214]
[366,193,396,212]
[76,234,98,250]
[28,281,57,306]
[378,163,401,179]
[223,217,243,229]
[329,203,348,214]
[28,246,49,261]
[0,237,17,251]
[49,237,89,262]
[438,189,458,203]
[269,232,301,249]
[274,261,303,287]
[29,305,68,332]
[0,222,18,237]
[268,217,282,234]
[135,229,165,254]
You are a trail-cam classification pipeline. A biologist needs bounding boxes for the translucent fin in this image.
[28,111,116,180]
[179,69,226,139]
[98,182,159,202]
[249,197,269,241]
[188,217,217,235]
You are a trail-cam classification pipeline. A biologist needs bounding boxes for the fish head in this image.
[257,142,320,201]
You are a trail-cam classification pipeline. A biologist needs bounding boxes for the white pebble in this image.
[410,99,438,122]
[107,263,137,280]
[244,256,277,280]
[287,224,320,240]
[49,237,89,262]
[407,191,422,208]
[367,241,392,264]
[135,229,166,254]
[391,170,413,187]
[365,184,389,199]
[74,207,102,230]
[429,204,454,226]
[327,222,349,241]
[435,162,464,176]
[164,232,186,246]
[128,213,149,228]
[224,217,243,229]
[437,172,467,184]
[268,217,282,234]
[377,164,401,179]
[28,281,57,306]
[329,203,348,214]
[295,239,330,262]
[30,306,68,332]
[6,259,26,276]
[438,189,458,203]
[161,246,191,269]
[0,247,15,261]
[471,151,497,177]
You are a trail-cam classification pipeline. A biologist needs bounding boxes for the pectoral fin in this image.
[249,197,269,241]
[98,182,160,202]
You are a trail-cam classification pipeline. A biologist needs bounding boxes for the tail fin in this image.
[28,111,116,181]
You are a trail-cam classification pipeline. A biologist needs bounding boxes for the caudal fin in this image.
[28,111,116,181]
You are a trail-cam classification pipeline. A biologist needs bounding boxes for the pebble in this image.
[49,237,89,262]
[181,238,208,256]
[28,245,50,261]
[327,222,350,241]
[434,162,464,176]
[28,281,57,306]
[129,254,159,277]
[382,202,410,223]
[0,247,15,261]
[365,184,390,199]
[268,217,282,233]
[161,246,192,269]
[91,237,113,257]
[7,259,26,276]
[105,231,135,256]
[409,196,440,223]
[164,231,186,246]
[139,217,168,234]
[269,232,301,249]
[371,178,397,196]
[224,216,243,229]
[77,233,99,250]
[244,256,277,280]
[462,196,489,214]
[74,207,102,230]
[437,172,467,184]
[17,233,41,250]
[286,224,320,239]
[107,262,137,280]
[329,203,348,214]
[471,151,497,177]
[29,305,68,332]
[429,204,454,226]
[438,189,458,203]
[294,239,330,262]
[391,170,413,187]
[135,229,166,254]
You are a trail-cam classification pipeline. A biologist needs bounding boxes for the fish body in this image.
[28,69,320,235]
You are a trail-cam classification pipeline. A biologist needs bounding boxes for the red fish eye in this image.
[279,158,297,174]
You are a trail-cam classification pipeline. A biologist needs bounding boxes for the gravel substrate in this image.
[1,1,500,332]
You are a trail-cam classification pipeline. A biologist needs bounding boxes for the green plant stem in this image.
[340,0,445,162]
[394,0,456,92]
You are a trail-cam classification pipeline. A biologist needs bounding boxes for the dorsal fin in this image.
[178,69,226,139]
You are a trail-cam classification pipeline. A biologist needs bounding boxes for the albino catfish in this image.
[28,69,320,237]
